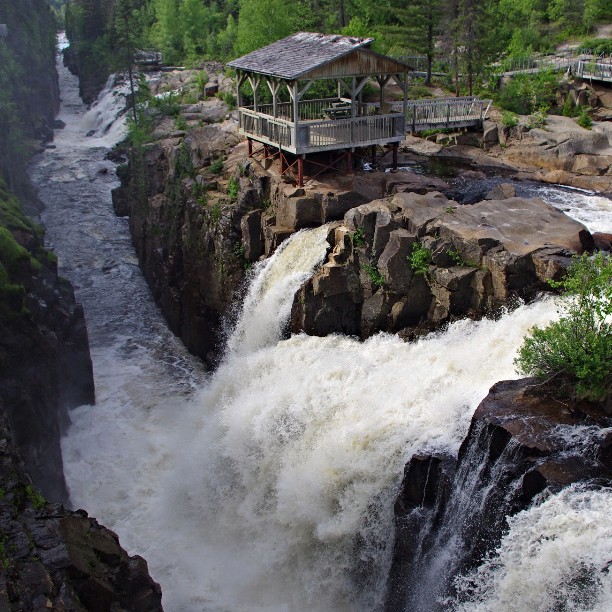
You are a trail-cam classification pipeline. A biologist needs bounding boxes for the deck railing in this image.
[575,60,612,82]
[239,107,405,153]
[245,98,379,122]
[397,97,491,132]
[238,97,490,152]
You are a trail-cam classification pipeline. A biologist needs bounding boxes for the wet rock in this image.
[484,182,516,199]
[387,379,612,611]
[241,209,264,260]
[593,231,612,251]
[377,229,417,292]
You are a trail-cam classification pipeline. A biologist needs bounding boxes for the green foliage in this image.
[497,70,559,115]
[25,486,46,510]
[234,0,296,56]
[363,262,385,287]
[515,253,612,402]
[526,106,548,129]
[447,248,465,267]
[409,242,432,276]
[577,107,593,130]
[174,114,188,131]
[227,177,239,200]
[501,110,519,127]
[351,227,366,248]
[407,84,434,100]
[578,38,612,55]
[562,95,579,117]
[210,158,224,175]
[151,92,181,117]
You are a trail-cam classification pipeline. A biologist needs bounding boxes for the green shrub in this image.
[578,38,612,56]
[577,107,593,130]
[363,262,385,287]
[447,248,465,267]
[515,253,612,402]
[562,95,579,117]
[408,242,432,276]
[351,227,365,248]
[227,177,239,200]
[174,114,188,131]
[501,110,519,127]
[527,106,548,129]
[210,158,224,174]
[497,70,558,115]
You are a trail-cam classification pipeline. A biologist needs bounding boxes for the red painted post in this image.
[298,157,304,187]
[280,151,286,174]
[247,138,253,157]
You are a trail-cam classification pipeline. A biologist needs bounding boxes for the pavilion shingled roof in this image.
[228,32,378,80]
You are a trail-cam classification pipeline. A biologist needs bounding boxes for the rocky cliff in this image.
[0,0,60,196]
[291,190,593,340]
[386,378,612,610]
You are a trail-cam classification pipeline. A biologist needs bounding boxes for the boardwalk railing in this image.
[575,60,612,82]
[397,51,612,82]
[396,97,492,132]
[238,97,491,153]
[238,107,405,154]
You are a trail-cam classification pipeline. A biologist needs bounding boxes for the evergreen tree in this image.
[234,0,295,56]
[381,0,444,84]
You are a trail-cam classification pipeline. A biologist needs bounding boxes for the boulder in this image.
[276,194,321,229]
[593,231,612,251]
[485,182,516,200]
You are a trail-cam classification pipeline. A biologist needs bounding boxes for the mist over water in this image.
[33,36,612,612]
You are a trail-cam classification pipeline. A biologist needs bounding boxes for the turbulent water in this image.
[29,36,612,612]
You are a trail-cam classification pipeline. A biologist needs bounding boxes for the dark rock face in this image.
[292,192,592,340]
[112,129,249,367]
[386,379,612,611]
[0,412,163,611]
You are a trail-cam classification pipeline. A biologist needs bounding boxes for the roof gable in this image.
[228,32,406,80]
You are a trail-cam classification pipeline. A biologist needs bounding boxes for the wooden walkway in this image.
[400,52,612,82]
[575,60,612,83]
[395,97,492,132]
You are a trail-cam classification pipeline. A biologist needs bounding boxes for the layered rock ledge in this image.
[291,191,592,339]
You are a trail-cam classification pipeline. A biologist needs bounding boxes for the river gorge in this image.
[25,35,612,611]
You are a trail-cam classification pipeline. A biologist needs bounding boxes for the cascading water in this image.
[452,484,612,611]
[30,34,612,612]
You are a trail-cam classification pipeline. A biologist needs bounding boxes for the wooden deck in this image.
[238,98,405,154]
[238,97,491,154]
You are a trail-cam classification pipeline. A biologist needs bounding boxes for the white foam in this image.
[452,484,612,612]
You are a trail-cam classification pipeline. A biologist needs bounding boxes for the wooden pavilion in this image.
[228,33,411,185]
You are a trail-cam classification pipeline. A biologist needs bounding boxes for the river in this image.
[28,37,612,611]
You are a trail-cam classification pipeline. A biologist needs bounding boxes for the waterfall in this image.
[452,484,612,611]
[38,33,612,612]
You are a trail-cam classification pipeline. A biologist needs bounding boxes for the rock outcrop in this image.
[386,379,612,611]
[291,191,592,339]
[0,411,163,611]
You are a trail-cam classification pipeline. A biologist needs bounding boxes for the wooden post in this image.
[291,81,299,151]
[347,149,353,174]
[247,138,253,157]
[298,156,304,187]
